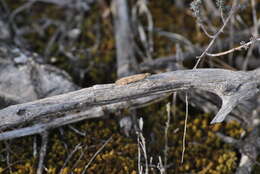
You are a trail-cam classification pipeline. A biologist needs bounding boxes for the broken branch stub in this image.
[210,81,259,123]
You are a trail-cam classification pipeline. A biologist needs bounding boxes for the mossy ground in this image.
[0,99,243,173]
[2,0,259,173]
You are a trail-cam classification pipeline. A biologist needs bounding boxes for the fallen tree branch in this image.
[0,68,259,138]
[0,94,168,140]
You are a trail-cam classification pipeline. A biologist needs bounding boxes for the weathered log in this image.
[0,68,259,133]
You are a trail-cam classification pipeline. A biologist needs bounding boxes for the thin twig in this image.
[181,93,189,163]
[59,143,82,174]
[9,0,36,23]
[157,156,165,174]
[132,0,154,61]
[71,145,89,170]
[138,130,142,173]
[242,0,259,70]
[136,117,149,174]
[228,11,235,65]
[206,38,260,57]
[199,23,214,38]
[33,136,37,158]
[140,134,149,174]
[0,160,25,173]
[4,141,13,173]
[137,117,148,174]
[193,0,238,69]
[37,131,49,174]
[216,132,239,145]
[82,136,112,174]
[251,0,258,36]
[68,125,86,136]
[163,103,171,174]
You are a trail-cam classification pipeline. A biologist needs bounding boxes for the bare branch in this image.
[140,29,252,72]
[206,38,260,57]
[0,69,259,140]
[112,0,138,77]
[193,0,238,68]
[0,94,168,140]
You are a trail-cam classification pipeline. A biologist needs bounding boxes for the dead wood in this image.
[112,0,138,77]
[140,29,253,72]
[0,68,259,140]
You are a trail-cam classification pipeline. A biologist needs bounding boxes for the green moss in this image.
[1,1,253,173]
[136,99,241,174]
[0,97,245,174]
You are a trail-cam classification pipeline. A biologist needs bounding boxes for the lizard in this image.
[115,73,151,85]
